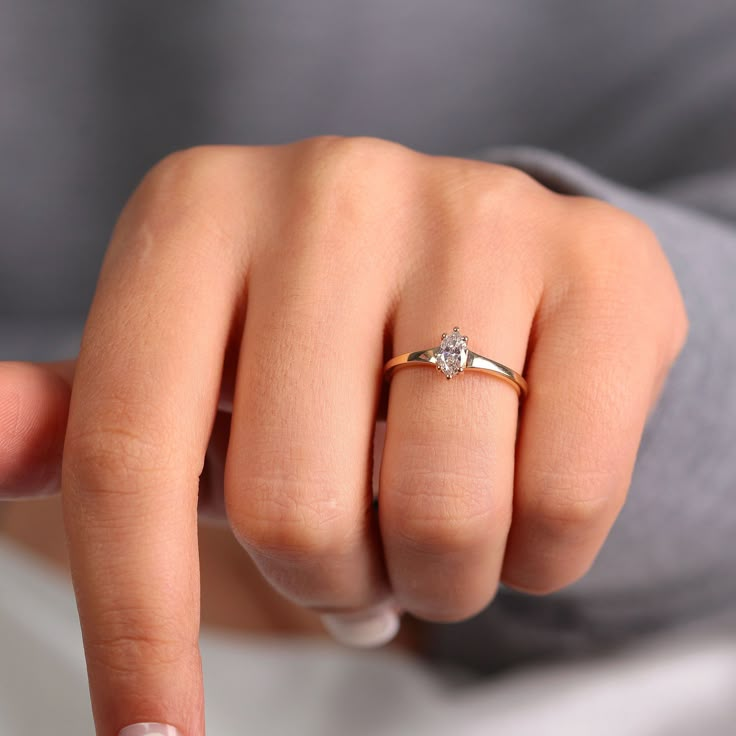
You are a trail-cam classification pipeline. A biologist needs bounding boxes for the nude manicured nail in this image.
[320,600,401,648]
[118,724,182,736]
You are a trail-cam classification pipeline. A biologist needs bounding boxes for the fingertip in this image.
[0,360,72,497]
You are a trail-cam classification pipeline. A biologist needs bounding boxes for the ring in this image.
[383,326,528,398]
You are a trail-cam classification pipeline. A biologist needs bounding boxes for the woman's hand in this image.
[0,136,688,736]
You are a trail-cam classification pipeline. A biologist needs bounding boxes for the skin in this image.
[0,135,689,735]
[0,494,423,648]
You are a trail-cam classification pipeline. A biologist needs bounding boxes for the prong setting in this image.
[436,326,469,379]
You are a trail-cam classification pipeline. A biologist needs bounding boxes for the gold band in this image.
[383,327,528,399]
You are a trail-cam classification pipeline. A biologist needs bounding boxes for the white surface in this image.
[1,536,734,736]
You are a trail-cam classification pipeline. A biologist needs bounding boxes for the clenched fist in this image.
[0,136,688,735]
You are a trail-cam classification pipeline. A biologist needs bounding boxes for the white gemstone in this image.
[437,329,468,378]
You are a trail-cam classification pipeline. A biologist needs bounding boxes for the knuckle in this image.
[567,199,690,365]
[86,629,197,678]
[65,406,177,489]
[566,200,659,283]
[298,134,415,201]
[227,472,355,559]
[388,468,500,556]
[475,163,541,208]
[141,145,234,198]
[435,160,542,223]
[283,135,417,274]
[118,145,245,263]
[307,133,411,168]
[573,197,652,241]
[84,598,198,679]
[522,471,624,541]
[428,161,548,298]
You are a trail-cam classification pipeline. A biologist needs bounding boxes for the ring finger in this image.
[379,234,537,622]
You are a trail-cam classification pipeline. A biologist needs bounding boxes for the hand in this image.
[0,136,688,735]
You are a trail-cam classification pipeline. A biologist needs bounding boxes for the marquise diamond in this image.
[437,327,468,379]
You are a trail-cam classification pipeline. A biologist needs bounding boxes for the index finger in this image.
[61,150,246,735]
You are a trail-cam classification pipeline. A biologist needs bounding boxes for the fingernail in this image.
[320,600,401,648]
[118,724,182,736]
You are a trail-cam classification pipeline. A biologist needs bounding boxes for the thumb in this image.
[0,359,76,499]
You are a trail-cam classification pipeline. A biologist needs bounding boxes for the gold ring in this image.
[383,326,528,398]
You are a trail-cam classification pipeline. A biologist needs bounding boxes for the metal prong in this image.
[463,335,468,341]
[441,332,446,338]
[453,326,460,332]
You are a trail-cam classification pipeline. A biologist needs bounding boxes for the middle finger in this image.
[224,144,407,618]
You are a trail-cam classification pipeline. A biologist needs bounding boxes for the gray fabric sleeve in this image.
[419,146,736,675]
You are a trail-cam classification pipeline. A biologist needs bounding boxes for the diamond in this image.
[436,327,468,379]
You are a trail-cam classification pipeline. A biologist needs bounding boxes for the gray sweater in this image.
[1,1,734,673]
